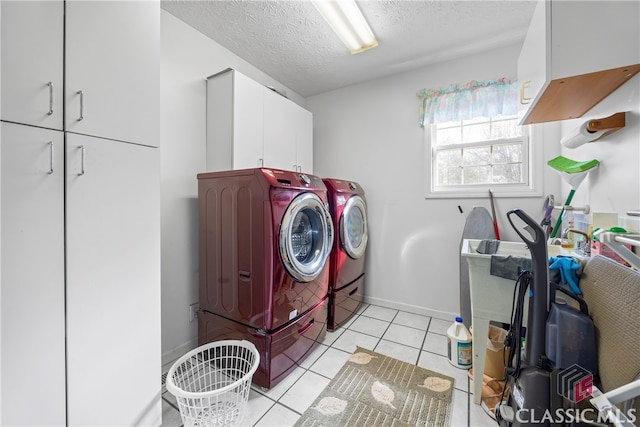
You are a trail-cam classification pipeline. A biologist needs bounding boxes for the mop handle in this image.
[549,189,576,239]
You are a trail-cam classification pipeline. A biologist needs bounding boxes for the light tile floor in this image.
[160,303,495,426]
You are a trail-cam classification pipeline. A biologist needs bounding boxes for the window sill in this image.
[425,186,542,199]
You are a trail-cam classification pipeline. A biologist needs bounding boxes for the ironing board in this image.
[459,206,496,329]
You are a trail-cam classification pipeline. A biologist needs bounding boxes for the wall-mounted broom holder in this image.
[553,204,590,214]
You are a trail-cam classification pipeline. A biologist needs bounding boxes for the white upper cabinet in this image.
[65,1,160,147]
[1,1,64,130]
[518,0,640,124]
[206,68,313,173]
[292,104,313,174]
[207,69,264,170]
[263,87,298,171]
[232,73,265,169]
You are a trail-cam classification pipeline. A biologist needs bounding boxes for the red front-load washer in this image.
[322,178,368,331]
[197,168,333,388]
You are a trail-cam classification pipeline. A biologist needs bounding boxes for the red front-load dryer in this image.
[197,168,333,388]
[322,178,368,331]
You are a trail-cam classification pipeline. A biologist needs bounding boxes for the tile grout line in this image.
[250,399,277,427]
[466,374,472,427]
[415,316,433,365]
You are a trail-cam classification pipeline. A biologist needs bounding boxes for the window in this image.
[417,79,541,199]
[425,115,540,198]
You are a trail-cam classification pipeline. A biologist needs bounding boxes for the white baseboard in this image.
[363,296,456,322]
[161,337,198,369]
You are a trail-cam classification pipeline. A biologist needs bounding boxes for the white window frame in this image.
[424,123,543,199]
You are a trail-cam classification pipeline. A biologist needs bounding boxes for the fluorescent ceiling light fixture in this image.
[311,0,378,54]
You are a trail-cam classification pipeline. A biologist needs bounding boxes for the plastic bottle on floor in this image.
[447,317,472,369]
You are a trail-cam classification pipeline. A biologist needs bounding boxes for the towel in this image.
[548,256,581,295]
[490,255,531,280]
[476,239,500,255]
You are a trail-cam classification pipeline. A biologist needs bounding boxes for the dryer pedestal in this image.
[198,297,328,389]
[328,274,364,331]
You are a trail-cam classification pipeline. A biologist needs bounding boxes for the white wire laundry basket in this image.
[166,340,260,427]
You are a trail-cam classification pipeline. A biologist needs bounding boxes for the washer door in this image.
[340,195,368,259]
[279,192,333,282]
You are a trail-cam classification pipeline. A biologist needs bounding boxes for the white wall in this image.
[558,74,640,230]
[160,11,305,364]
[306,44,561,320]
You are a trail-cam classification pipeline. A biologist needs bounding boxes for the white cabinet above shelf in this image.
[518,0,640,125]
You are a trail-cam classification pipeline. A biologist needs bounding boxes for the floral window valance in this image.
[416,78,518,127]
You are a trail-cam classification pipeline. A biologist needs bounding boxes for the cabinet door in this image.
[551,1,640,80]
[65,134,161,426]
[1,1,64,129]
[292,105,313,174]
[232,71,265,169]
[65,1,160,147]
[263,88,297,171]
[517,0,549,121]
[1,123,66,426]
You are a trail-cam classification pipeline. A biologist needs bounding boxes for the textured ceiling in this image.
[161,0,537,97]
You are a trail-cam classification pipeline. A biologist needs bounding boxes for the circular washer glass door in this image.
[279,192,333,282]
[340,195,368,259]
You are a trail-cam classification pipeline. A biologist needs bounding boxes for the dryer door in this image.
[340,195,368,259]
[279,192,333,282]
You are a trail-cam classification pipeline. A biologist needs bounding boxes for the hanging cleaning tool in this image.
[541,194,555,239]
[547,156,599,239]
[488,189,500,240]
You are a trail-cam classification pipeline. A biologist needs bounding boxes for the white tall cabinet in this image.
[206,68,314,173]
[65,134,160,425]
[1,1,161,426]
[1,123,66,426]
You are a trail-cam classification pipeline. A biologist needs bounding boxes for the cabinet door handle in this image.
[77,90,84,121]
[47,82,54,116]
[47,141,54,174]
[78,145,85,176]
[258,158,264,167]
[298,165,302,172]
[520,81,532,105]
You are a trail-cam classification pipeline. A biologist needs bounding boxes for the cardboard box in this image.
[484,325,509,380]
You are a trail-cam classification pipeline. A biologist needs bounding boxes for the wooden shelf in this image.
[522,64,640,125]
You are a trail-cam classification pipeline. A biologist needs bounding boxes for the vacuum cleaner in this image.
[496,209,598,426]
